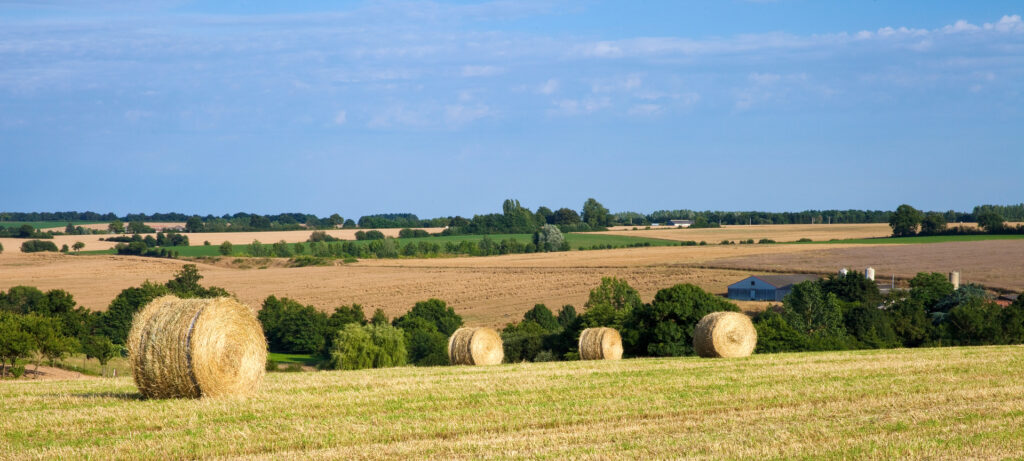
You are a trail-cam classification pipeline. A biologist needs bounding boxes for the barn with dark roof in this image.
[727,274,820,301]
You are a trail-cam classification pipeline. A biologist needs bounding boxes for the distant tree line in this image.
[5,202,1021,235]
[889,204,1024,237]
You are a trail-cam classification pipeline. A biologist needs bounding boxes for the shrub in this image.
[398,228,429,238]
[323,323,407,370]
[752,309,809,353]
[392,299,463,366]
[257,296,329,354]
[20,240,58,253]
[533,350,558,362]
[219,241,233,256]
[582,277,642,331]
[624,284,739,357]
[758,238,776,244]
[533,224,567,252]
[797,238,812,242]
[308,231,340,242]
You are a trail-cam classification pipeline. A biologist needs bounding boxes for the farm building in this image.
[727,274,820,301]
[668,219,693,228]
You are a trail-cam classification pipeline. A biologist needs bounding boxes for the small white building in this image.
[668,219,693,228]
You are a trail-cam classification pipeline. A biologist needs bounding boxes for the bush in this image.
[219,241,233,256]
[10,364,26,378]
[20,240,58,253]
[582,277,642,331]
[0,242,3,254]
[308,231,340,242]
[392,299,463,366]
[398,228,429,238]
[532,350,557,362]
[624,284,740,357]
[323,323,407,370]
[758,239,776,244]
[797,238,812,242]
[532,224,567,252]
[752,309,809,353]
[257,296,329,354]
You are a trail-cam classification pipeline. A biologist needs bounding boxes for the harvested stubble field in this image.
[0,227,446,253]
[2,238,1023,325]
[2,346,1023,459]
[600,222,896,242]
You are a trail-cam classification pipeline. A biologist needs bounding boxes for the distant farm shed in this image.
[727,274,820,301]
[668,220,693,228]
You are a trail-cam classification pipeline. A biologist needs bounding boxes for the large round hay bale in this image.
[578,327,623,360]
[127,295,267,399]
[693,311,757,358]
[447,327,504,365]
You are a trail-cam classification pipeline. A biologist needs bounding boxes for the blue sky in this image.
[2,1,1022,218]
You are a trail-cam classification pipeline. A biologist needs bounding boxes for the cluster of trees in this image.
[889,204,1023,237]
[20,240,59,253]
[258,297,463,370]
[108,232,189,258]
[0,224,55,239]
[0,287,97,378]
[498,278,743,362]
[754,272,1024,352]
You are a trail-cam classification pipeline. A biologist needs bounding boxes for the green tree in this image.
[625,284,740,357]
[551,208,581,226]
[370,308,389,325]
[582,277,642,331]
[752,310,809,353]
[95,281,170,344]
[908,272,955,312]
[532,224,566,252]
[920,212,947,235]
[328,213,344,227]
[781,281,849,349]
[185,216,205,233]
[0,312,35,378]
[323,323,408,370]
[108,220,125,234]
[886,298,934,347]
[82,335,118,376]
[165,264,230,298]
[501,320,550,362]
[20,240,58,253]
[16,224,35,238]
[581,198,610,227]
[819,272,882,305]
[219,241,233,256]
[257,296,330,354]
[843,304,899,349]
[72,241,85,254]
[393,299,463,366]
[888,204,924,237]
[976,211,1005,233]
[523,304,560,332]
[127,221,154,234]
[23,315,78,370]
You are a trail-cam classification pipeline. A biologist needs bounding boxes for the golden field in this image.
[2,346,1023,459]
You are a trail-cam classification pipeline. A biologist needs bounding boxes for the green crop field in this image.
[2,345,1022,459]
[791,234,1024,245]
[267,352,318,366]
[80,233,678,257]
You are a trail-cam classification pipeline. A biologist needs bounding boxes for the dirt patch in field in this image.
[1,364,93,381]
[599,223,894,243]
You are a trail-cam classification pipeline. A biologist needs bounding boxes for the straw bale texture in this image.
[693,311,757,358]
[448,327,504,365]
[578,327,623,360]
[127,295,267,398]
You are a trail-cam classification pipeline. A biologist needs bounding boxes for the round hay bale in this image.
[127,295,267,399]
[447,327,503,365]
[693,311,757,358]
[578,327,623,360]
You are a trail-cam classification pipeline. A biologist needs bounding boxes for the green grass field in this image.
[81,233,678,257]
[2,345,1022,459]
[267,352,318,366]
[791,234,1024,245]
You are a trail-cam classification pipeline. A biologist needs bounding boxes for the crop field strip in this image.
[1,345,1022,459]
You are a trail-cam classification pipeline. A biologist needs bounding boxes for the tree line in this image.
[0,265,227,379]
[889,204,1024,237]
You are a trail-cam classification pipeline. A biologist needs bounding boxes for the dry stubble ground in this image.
[2,237,1023,325]
[1,345,1022,459]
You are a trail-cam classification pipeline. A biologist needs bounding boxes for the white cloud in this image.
[461,65,503,77]
[984,15,1024,33]
[444,104,493,125]
[366,106,426,128]
[333,110,347,125]
[627,104,662,116]
[550,96,610,115]
[943,20,981,34]
[538,78,559,94]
